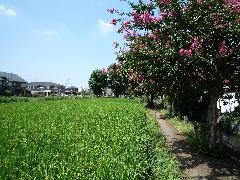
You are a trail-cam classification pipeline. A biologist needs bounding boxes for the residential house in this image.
[65,86,78,95]
[0,77,2,86]
[0,71,28,96]
[28,82,65,96]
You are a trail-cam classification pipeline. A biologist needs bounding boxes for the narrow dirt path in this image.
[150,110,240,180]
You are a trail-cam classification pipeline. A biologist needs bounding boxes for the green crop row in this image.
[0,95,90,104]
[0,98,180,179]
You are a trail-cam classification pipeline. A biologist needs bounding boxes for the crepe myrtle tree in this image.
[116,41,168,107]
[109,0,240,151]
[88,69,108,96]
[107,63,127,97]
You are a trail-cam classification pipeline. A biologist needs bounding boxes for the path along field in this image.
[0,98,179,179]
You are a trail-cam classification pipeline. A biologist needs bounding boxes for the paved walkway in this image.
[150,110,240,180]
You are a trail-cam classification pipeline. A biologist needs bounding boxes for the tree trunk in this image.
[169,99,176,117]
[148,93,154,108]
[208,94,218,152]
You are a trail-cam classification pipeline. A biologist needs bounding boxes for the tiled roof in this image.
[0,71,27,83]
[29,82,63,87]
[66,86,78,89]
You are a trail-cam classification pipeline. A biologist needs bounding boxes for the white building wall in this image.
[217,93,239,113]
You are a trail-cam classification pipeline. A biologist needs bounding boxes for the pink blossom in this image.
[132,11,163,25]
[223,79,230,84]
[179,48,185,56]
[197,0,204,4]
[129,74,134,81]
[130,69,134,73]
[110,19,117,25]
[138,75,144,83]
[124,30,131,39]
[159,12,168,18]
[168,10,177,17]
[179,49,192,56]
[194,37,199,42]
[132,30,140,37]
[129,70,135,81]
[225,0,240,13]
[159,0,172,5]
[101,68,106,75]
[190,37,201,50]
[113,42,119,48]
[116,64,121,69]
[186,49,192,56]
[148,33,160,40]
[219,41,229,56]
[123,20,131,27]
[132,11,142,25]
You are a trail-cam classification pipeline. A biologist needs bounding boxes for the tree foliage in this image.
[107,63,127,97]
[88,69,108,96]
[108,0,240,151]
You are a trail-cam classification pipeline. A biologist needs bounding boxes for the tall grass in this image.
[160,109,209,153]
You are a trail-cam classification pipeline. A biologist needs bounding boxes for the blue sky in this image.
[0,0,129,88]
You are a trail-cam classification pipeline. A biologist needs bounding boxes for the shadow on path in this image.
[150,110,240,180]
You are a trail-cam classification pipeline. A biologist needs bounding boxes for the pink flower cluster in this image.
[107,64,121,73]
[113,42,119,48]
[100,68,107,75]
[179,49,193,56]
[197,0,204,4]
[129,69,135,81]
[110,19,117,25]
[190,37,201,50]
[123,30,140,40]
[225,0,240,12]
[138,74,144,83]
[132,11,163,25]
[219,42,228,55]
[180,37,201,57]
[124,30,132,39]
[148,33,160,40]
[218,41,233,56]
[223,79,230,84]
[159,0,171,5]
[123,20,131,27]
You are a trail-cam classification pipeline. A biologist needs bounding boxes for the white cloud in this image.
[0,5,16,17]
[43,30,58,37]
[97,19,114,35]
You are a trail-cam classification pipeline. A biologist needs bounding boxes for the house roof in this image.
[0,71,27,83]
[29,82,64,87]
[66,86,78,89]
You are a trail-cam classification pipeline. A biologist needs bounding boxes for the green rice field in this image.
[0,98,179,179]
